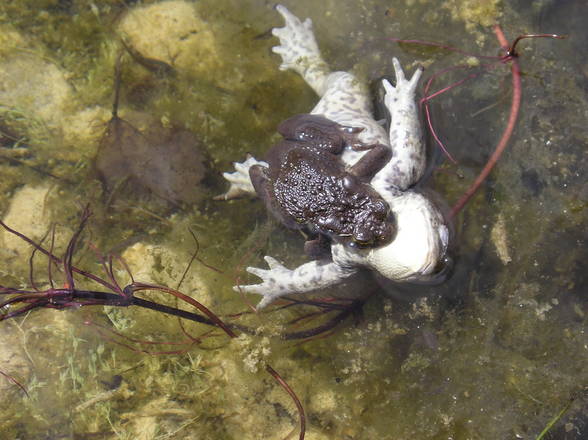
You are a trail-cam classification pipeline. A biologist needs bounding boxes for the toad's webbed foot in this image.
[382,57,422,107]
[371,58,425,192]
[272,5,330,95]
[215,155,268,200]
[235,256,294,309]
[272,5,321,72]
[235,256,357,309]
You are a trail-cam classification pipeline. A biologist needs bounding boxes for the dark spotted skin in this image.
[250,114,394,253]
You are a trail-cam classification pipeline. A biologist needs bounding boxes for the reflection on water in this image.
[0,0,586,438]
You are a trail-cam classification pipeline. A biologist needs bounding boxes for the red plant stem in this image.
[448,25,521,219]
[266,365,306,440]
[128,283,306,437]
[0,217,120,293]
[423,70,481,103]
[423,104,457,163]
[129,282,238,338]
[507,33,566,57]
[0,370,29,397]
[1,212,307,438]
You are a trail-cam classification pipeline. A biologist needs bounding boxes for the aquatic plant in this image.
[0,205,307,439]
[391,29,565,219]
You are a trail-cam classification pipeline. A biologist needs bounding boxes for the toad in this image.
[249,113,393,256]
[220,5,450,308]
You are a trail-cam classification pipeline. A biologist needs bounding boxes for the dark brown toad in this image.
[249,114,394,256]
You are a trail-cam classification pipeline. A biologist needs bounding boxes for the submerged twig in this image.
[396,30,566,218]
[0,369,29,397]
[0,206,307,439]
[449,31,565,218]
[266,365,306,440]
[448,25,521,218]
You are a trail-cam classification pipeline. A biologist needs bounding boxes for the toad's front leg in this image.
[348,143,392,180]
[236,256,358,309]
[215,155,268,200]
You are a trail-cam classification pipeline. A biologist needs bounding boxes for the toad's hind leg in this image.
[272,4,332,96]
[272,5,388,149]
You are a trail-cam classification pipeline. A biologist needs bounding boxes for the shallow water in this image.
[0,0,586,439]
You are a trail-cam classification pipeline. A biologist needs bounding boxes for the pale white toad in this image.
[221,5,449,308]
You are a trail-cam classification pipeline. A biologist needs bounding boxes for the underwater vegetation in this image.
[0,205,309,437]
[1,0,587,439]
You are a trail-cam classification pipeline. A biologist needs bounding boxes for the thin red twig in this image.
[448,25,520,219]
[0,369,29,397]
[446,31,566,218]
[1,210,307,439]
[266,365,306,440]
[0,215,120,293]
[397,31,565,217]
[128,283,307,438]
[129,282,238,338]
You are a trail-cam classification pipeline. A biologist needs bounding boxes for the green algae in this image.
[1,0,587,439]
